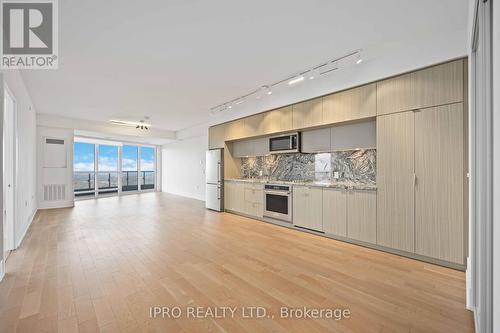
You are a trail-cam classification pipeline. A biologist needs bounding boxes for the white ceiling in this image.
[21,0,470,133]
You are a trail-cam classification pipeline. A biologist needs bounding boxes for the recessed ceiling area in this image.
[21,0,470,132]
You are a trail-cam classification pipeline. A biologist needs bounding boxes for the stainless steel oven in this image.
[263,184,292,222]
[269,133,300,154]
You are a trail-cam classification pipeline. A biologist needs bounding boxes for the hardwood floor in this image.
[0,193,474,332]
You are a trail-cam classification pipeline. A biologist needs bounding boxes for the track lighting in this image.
[209,49,363,114]
[288,76,304,85]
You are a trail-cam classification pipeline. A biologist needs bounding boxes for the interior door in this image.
[3,89,15,254]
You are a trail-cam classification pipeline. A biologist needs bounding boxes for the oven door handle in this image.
[265,190,291,195]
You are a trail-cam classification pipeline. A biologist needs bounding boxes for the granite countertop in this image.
[225,178,377,191]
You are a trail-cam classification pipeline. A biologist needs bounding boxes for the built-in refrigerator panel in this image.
[205,149,223,211]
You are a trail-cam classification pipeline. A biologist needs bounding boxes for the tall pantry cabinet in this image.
[376,59,466,266]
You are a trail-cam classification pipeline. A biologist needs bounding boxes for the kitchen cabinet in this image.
[330,120,376,151]
[415,103,464,264]
[225,119,245,141]
[253,137,269,156]
[347,189,376,244]
[233,137,269,157]
[233,139,254,158]
[244,113,265,137]
[323,83,376,124]
[244,183,264,217]
[376,111,415,252]
[322,188,347,237]
[224,181,244,213]
[208,124,225,149]
[262,106,293,134]
[293,186,323,232]
[292,98,323,130]
[302,127,331,153]
[377,59,464,115]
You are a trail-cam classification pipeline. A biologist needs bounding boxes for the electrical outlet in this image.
[333,171,340,179]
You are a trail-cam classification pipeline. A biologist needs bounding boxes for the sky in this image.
[74,142,155,172]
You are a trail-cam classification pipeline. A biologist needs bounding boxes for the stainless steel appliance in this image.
[205,149,223,211]
[263,184,292,222]
[269,133,300,154]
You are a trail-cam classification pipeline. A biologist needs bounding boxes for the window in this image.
[73,139,157,198]
[97,145,119,195]
[140,146,155,190]
[122,145,138,191]
[73,142,95,197]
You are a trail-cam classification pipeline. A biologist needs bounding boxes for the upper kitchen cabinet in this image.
[302,127,331,153]
[377,59,464,116]
[225,119,245,141]
[243,113,265,137]
[208,124,226,149]
[233,137,269,157]
[330,120,376,151]
[292,97,323,130]
[323,83,376,124]
[262,106,293,134]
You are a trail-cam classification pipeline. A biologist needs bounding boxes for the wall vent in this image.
[43,184,66,201]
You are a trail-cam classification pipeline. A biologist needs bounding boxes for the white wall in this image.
[1,71,38,251]
[161,134,207,201]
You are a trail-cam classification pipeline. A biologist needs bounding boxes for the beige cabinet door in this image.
[347,190,377,244]
[293,186,323,231]
[244,184,263,217]
[208,124,225,149]
[322,188,347,237]
[323,83,376,124]
[415,103,464,264]
[233,139,254,158]
[262,106,293,134]
[244,113,265,137]
[224,181,234,211]
[377,59,464,115]
[302,127,331,153]
[376,111,415,252]
[225,119,245,141]
[292,98,323,130]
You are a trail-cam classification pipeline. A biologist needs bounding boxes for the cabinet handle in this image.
[413,173,417,186]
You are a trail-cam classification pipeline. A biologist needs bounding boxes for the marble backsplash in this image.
[240,149,376,184]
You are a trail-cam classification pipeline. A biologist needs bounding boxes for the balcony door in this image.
[97,145,119,196]
[73,142,96,198]
[140,146,155,191]
[122,145,138,192]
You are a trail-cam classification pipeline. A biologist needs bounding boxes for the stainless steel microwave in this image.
[269,133,300,153]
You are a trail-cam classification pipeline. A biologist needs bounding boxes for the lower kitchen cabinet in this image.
[224,181,244,213]
[322,188,347,237]
[243,183,263,217]
[346,189,377,244]
[293,186,323,232]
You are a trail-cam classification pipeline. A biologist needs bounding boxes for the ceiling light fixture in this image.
[209,49,363,115]
[288,76,304,85]
[110,117,151,130]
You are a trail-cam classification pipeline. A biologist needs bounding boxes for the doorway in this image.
[3,87,17,258]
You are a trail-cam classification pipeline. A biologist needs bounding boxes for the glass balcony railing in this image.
[74,171,155,196]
